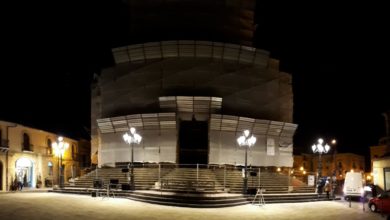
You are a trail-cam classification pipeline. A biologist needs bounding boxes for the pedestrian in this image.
[371,184,377,197]
[18,181,23,190]
[324,180,331,199]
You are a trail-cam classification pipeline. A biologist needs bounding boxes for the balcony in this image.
[22,143,34,152]
[0,139,9,147]
[0,139,9,153]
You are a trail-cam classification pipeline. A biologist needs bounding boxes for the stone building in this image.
[91,0,297,169]
[293,153,365,180]
[0,120,90,191]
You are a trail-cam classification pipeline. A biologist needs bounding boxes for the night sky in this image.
[2,2,389,169]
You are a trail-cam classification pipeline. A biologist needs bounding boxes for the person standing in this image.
[324,180,331,199]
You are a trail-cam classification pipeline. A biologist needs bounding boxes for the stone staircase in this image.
[290,174,316,193]
[158,168,225,193]
[249,193,330,204]
[65,167,169,190]
[126,191,249,208]
[52,166,331,207]
[214,168,290,194]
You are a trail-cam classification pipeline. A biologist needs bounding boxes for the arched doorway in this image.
[0,161,3,190]
[15,158,34,188]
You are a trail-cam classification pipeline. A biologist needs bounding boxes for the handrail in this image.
[160,178,216,191]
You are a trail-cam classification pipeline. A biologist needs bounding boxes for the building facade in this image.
[92,43,296,168]
[372,156,390,191]
[293,153,365,180]
[0,120,90,191]
[91,1,297,169]
[370,110,390,190]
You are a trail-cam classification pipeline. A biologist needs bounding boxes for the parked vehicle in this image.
[369,191,390,213]
[343,171,364,200]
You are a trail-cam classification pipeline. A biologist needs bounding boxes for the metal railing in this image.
[22,143,34,152]
[87,163,293,193]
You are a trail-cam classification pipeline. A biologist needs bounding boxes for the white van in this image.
[343,171,364,199]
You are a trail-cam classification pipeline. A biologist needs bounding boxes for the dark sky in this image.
[2,2,389,168]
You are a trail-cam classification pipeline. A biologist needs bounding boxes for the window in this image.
[0,129,5,147]
[48,162,53,176]
[385,168,390,191]
[47,139,52,155]
[22,133,32,151]
[72,144,77,160]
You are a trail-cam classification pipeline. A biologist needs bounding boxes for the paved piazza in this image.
[0,192,386,220]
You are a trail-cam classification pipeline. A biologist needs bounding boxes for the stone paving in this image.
[0,192,386,220]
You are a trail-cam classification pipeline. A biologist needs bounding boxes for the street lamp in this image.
[123,127,142,190]
[52,136,69,188]
[330,139,337,198]
[312,138,330,193]
[237,130,256,194]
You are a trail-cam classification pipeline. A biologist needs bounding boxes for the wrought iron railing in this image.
[22,143,34,152]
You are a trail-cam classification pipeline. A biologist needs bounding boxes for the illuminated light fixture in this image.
[300,166,304,171]
[52,136,69,188]
[237,129,256,194]
[277,167,281,172]
[123,127,142,190]
[303,170,306,175]
[311,138,331,194]
[312,138,330,154]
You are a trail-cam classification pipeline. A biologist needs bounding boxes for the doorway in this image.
[178,119,208,165]
[15,158,34,188]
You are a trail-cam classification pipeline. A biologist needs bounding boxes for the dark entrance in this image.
[179,119,208,165]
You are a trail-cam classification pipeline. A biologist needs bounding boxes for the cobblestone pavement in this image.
[0,192,386,220]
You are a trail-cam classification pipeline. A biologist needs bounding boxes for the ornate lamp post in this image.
[52,136,69,188]
[330,139,337,198]
[237,130,256,194]
[123,127,142,190]
[312,138,330,193]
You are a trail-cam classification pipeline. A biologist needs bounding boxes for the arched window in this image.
[22,133,32,151]
[47,139,52,155]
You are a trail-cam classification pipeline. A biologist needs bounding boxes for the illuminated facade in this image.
[92,42,296,167]
[370,111,390,189]
[293,153,365,180]
[0,120,89,191]
[91,1,297,168]
[372,156,390,190]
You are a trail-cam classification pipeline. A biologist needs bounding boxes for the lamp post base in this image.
[243,177,248,194]
[130,173,135,190]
